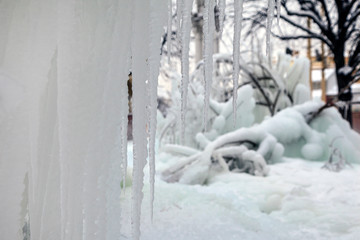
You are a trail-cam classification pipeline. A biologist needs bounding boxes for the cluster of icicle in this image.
[0,0,276,239]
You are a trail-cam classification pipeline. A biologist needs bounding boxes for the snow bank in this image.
[121,157,360,240]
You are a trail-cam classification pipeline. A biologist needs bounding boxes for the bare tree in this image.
[249,0,360,125]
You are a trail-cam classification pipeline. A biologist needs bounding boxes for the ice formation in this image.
[148,0,168,221]
[266,0,275,56]
[167,0,173,65]
[232,0,244,126]
[0,0,166,239]
[180,0,194,143]
[276,0,281,25]
[203,0,215,131]
[203,1,215,130]
[218,0,226,35]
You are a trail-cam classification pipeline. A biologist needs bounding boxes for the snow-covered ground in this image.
[121,147,360,240]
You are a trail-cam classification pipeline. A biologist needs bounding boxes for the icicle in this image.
[121,111,128,192]
[167,0,173,65]
[266,0,275,57]
[276,0,280,25]
[102,3,134,239]
[122,49,132,193]
[275,0,283,36]
[232,0,244,127]
[203,0,215,131]
[218,0,226,35]
[176,0,183,45]
[131,0,153,238]
[180,0,194,143]
[149,0,167,222]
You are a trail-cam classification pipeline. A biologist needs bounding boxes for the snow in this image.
[121,147,360,240]
[161,100,360,185]
[339,66,353,76]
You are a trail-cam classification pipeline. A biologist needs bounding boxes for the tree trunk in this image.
[334,43,353,126]
[336,69,353,126]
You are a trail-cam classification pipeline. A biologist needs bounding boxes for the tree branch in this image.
[279,14,334,49]
[282,0,336,45]
[318,0,333,30]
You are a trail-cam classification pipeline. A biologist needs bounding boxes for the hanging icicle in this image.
[131,0,151,239]
[148,0,167,222]
[180,0,194,143]
[276,0,281,25]
[266,0,275,57]
[232,0,244,127]
[167,0,173,65]
[121,46,132,193]
[276,0,283,35]
[203,0,215,131]
[218,0,226,35]
[177,0,184,45]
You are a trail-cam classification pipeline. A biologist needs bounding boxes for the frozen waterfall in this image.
[0,0,275,239]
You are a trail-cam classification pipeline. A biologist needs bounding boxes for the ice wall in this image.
[0,1,166,240]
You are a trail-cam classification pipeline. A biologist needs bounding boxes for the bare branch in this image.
[279,14,334,49]
[318,0,333,30]
[282,0,336,45]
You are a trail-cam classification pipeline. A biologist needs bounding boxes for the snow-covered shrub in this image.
[161,101,360,184]
[158,50,311,156]
[158,51,313,178]
[241,51,311,122]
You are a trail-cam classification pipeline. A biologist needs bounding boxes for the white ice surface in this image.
[121,146,360,240]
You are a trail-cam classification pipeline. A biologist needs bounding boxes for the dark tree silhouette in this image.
[249,0,360,125]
